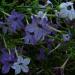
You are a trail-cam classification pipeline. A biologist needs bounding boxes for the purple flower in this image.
[24,15,51,45]
[24,32,37,45]
[37,11,48,21]
[62,33,71,42]
[11,56,30,74]
[6,10,24,33]
[45,38,54,50]
[37,48,46,61]
[0,48,16,74]
[53,67,64,75]
[0,20,4,27]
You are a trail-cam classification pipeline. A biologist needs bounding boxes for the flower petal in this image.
[21,65,29,73]
[11,63,18,69]
[23,58,30,65]
[2,64,10,74]
[15,66,21,75]
[12,64,21,75]
[17,56,24,64]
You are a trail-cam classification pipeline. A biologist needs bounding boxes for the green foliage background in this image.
[0,0,75,75]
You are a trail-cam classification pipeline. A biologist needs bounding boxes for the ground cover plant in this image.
[0,0,75,75]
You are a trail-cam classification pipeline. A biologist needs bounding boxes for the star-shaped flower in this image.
[6,10,24,33]
[0,48,16,74]
[58,2,75,20]
[24,15,51,45]
[11,56,30,75]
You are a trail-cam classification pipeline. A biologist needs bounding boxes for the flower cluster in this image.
[0,0,74,75]
[0,48,30,74]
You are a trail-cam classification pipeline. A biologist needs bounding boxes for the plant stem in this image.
[48,25,63,33]
[3,36,11,54]
[0,7,10,16]
[48,43,61,55]
[61,56,70,69]
[15,47,19,57]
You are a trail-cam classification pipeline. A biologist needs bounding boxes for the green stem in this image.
[61,56,70,69]
[3,36,11,54]
[26,17,29,24]
[37,69,44,75]
[48,43,61,55]
[1,11,10,16]
[15,47,18,57]
[16,5,46,9]
[48,25,63,33]
[0,9,10,16]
